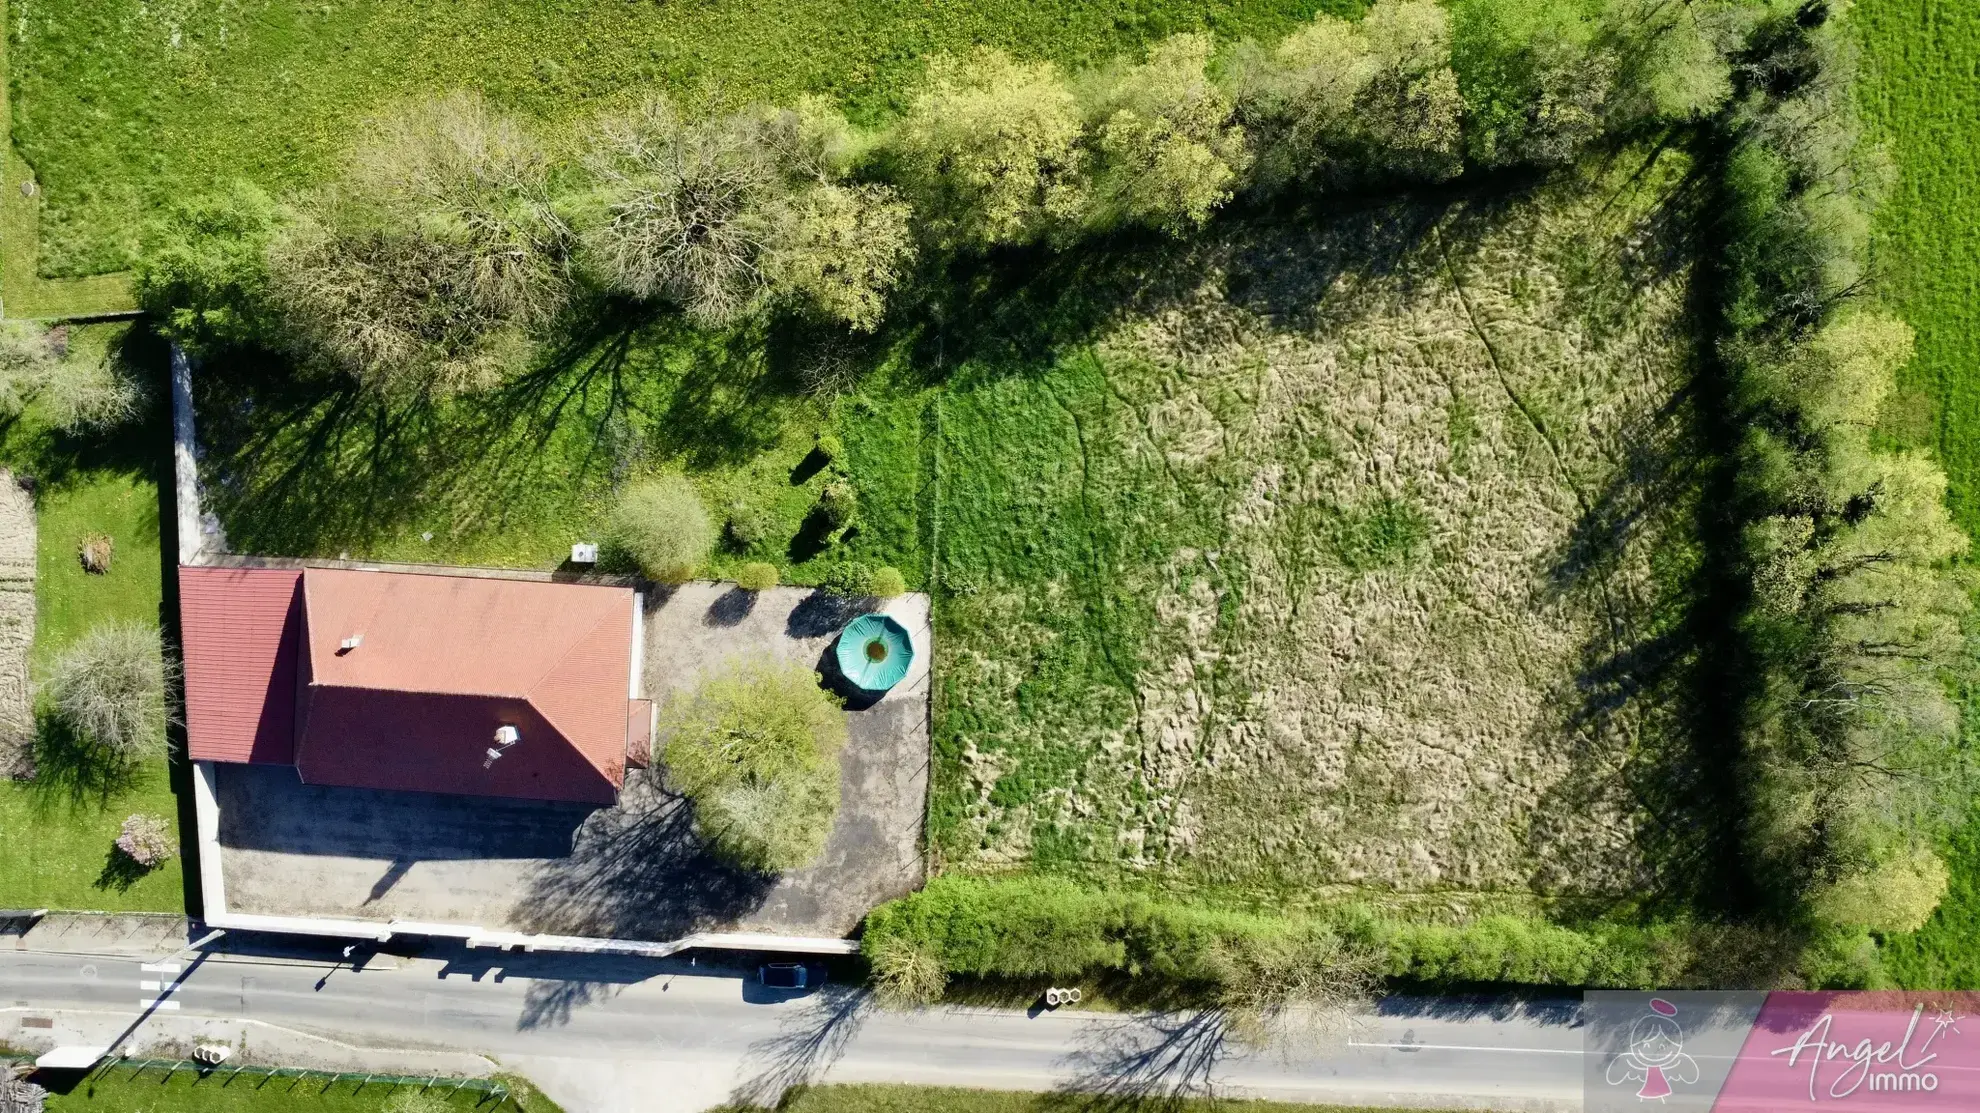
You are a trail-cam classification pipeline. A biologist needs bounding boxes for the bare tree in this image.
[45,622,175,762]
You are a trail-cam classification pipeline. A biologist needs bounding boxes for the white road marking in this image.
[138,980,161,991]
[140,963,181,974]
[143,999,180,1011]
[1348,1040,1581,1055]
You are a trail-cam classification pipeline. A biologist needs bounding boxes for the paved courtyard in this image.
[216,585,930,940]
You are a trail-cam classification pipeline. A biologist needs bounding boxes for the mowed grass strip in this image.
[1852,0,1980,990]
[9,0,1351,278]
[41,1068,560,1113]
[742,1084,1460,1113]
[0,322,179,913]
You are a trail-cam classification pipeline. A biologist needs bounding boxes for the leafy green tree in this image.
[760,182,916,331]
[1081,33,1250,234]
[1449,0,1611,168]
[265,93,570,395]
[133,180,280,354]
[609,475,716,583]
[1237,1,1460,188]
[1813,848,1950,934]
[891,48,1087,248]
[661,661,848,873]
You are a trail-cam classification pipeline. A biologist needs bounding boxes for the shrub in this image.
[813,430,845,464]
[661,660,848,872]
[609,476,715,583]
[891,48,1087,248]
[869,566,907,598]
[115,813,175,867]
[869,933,948,1008]
[78,534,113,575]
[817,480,858,531]
[265,92,570,395]
[735,561,780,592]
[0,322,55,417]
[820,561,874,598]
[724,501,777,551]
[134,180,279,354]
[1081,33,1250,234]
[46,622,173,762]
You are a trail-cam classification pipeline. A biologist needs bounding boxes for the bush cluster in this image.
[1705,3,1968,932]
[861,876,1690,999]
[45,622,174,762]
[138,1,1755,397]
[608,475,715,583]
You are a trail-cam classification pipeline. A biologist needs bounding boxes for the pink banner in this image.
[1716,993,1980,1110]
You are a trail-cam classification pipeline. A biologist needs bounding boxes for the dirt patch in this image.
[938,153,1702,901]
[0,470,34,778]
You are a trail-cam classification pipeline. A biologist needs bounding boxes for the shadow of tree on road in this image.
[1042,1010,1233,1113]
[729,985,871,1107]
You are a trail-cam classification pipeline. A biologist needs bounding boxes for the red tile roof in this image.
[180,567,302,765]
[294,568,633,804]
[180,564,637,804]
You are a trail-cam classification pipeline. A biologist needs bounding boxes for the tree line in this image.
[1704,0,1972,965]
[138,0,1755,396]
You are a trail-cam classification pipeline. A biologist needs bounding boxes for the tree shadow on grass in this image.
[196,300,801,559]
[24,715,142,810]
[94,846,154,893]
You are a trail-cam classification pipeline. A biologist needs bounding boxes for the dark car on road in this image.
[759,962,809,989]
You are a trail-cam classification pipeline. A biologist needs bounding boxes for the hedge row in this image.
[861,876,1692,991]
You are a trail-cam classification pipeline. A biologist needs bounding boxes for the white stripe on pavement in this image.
[138,980,161,991]
[143,1000,180,1011]
[139,963,181,974]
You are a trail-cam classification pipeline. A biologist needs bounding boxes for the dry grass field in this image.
[932,149,1709,905]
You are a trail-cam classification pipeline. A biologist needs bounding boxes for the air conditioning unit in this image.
[571,542,599,565]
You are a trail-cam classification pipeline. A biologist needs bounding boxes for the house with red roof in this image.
[180,564,650,806]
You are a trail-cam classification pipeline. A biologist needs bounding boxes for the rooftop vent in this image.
[571,542,599,565]
[484,724,522,769]
[338,634,363,652]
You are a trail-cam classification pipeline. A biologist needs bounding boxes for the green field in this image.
[7,0,1355,280]
[1853,0,1980,988]
[0,322,181,912]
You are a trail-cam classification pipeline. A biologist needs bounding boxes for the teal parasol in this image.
[835,614,914,692]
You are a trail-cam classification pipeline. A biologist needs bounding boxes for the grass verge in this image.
[0,322,178,911]
[40,1066,559,1113]
[730,1085,1459,1113]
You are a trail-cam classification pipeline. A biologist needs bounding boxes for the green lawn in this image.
[8,0,1352,280]
[0,322,180,913]
[41,1067,560,1113]
[1852,0,1980,990]
[746,1085,1459,1113]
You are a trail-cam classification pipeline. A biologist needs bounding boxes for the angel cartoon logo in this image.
[1606,998,1702,1102]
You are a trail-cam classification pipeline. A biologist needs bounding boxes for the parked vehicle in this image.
[759,962,808,989]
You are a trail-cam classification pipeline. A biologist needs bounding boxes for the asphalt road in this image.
[0,940,1585,1111]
